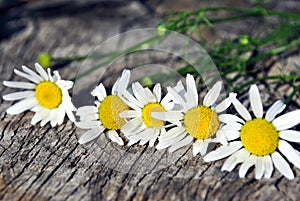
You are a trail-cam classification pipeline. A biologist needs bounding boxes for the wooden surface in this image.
[1,1,300,200]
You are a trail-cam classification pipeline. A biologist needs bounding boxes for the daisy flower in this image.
[76,69,130,146]
[119,82,175,147]
[3,63,76,127]
[204,84,300,180]
[152,74,231,154]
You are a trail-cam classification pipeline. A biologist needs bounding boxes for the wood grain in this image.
[1,1,300,200]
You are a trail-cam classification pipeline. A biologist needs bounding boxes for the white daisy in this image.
[119,82,175,147]
[152,74,231,154]
[204,84,300,180]
[76,69,130,146]
[3,63,76,127]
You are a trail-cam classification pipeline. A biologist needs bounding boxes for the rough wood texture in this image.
[1,1,300,200]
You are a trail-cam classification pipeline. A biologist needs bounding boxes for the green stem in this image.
[286,84,300,105]
[72,35,163,81]
[234,75,300,92]
[247,37,300,65]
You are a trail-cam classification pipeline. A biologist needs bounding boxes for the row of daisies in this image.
[3,63,300,180]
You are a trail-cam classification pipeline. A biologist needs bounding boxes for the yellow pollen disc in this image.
[240,118,279,156]
[184,106,220,140]
[98,95,129,130]
[142,102,166,128]
[35,81,62,109]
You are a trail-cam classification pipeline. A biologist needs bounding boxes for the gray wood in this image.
[1,1,300,200]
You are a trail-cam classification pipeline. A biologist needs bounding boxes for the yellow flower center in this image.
[184,106,220,140]
[98,95,129,130]
[35,81,62,109]
[142,102,166,128]
[240,118,279,156]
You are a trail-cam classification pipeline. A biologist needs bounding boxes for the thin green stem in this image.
[234,75,300,92]
[72,35,163,80]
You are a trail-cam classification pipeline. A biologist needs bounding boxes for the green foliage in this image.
[158,5,300,104]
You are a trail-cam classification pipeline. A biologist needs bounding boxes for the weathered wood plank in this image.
[1,1,300,201]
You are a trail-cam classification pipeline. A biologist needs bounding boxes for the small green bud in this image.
[142,76,153,88]
[239,36,249,45]
[38,52,52,68]
[157,25,167,36]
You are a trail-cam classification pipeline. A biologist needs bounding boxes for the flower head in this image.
[75,69,130,145]
[152,74,231,154]
[3,63,76,127]
[204,84,300,180]
[119,82,174,147]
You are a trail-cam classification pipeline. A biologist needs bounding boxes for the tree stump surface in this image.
[1,1,300,200]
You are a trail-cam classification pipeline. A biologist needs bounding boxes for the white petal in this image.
[153,83,162,102]
[3,91,34,101]
[214,129,228,145]
[91,83,107,101]
[164,102,175,111]
[199,139,210,156]
[230,94,252,121]
[22,65,44,82]
[127,138,139,146]
[78,127,104,144]
[50,111,60,127]
[278,140,300,169]
[185,74,198,108]
[151,111,184,121]
[47,68,53,82]
[132,82,152,104]
[249,85,263,118]
[119,110,141,118]
[280,130,300,142]
[56,107,66,125]
[35,63,49,80]
[203,81,222,107]
[56,80,73,90]
[52,71,61,82]
[111,77,120,96]
[139,139,149,146]
[40,110,52,127]
[136,128,158,140]
[75,121,100,129]
[255,156,264,180]
[66,108,75,123]
[156,129,187,150]
[167,86,186,107]
[239,155,256,178]
[192,140,203,156]
[263,155,273,179]
[76,106,97,116]
[160,92,172,107]
[169,135,193,152]
[121,90,144,110]
[3,81,35,89]
[107,130,124,145]
[222,123,242,132]
[149,136,157,147]
[265,100,286,122]
[14,69,40,83]
[219,114,245,124]
[271,151,294,180]
[121,117,143,134]
[204,141,243,162]
[31,108,49,125]
[272,110,300,131]
[224,130,240,141]
[6,98,37,115]
[215,96,232,113]
[158,126,186,141]
[222,148,249,172]
[113,69,130,96]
